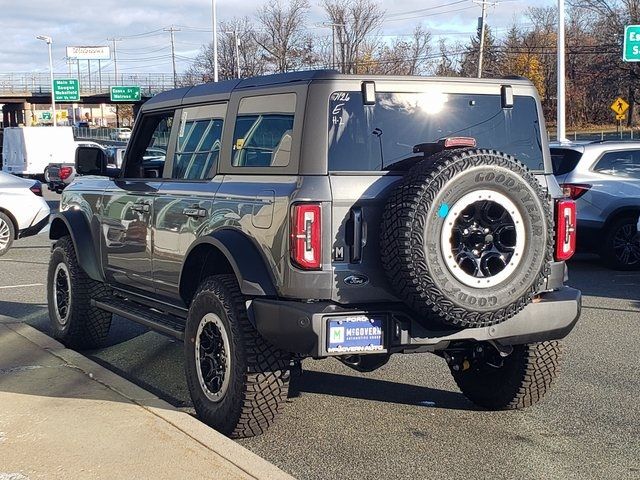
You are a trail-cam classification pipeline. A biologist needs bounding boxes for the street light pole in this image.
[212,0,219,82]
[557,0,568,142]
[36,35,56,126]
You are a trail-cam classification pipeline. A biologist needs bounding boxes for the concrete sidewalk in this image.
[0,323,294,480]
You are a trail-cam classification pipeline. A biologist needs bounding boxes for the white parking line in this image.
[0,284,44,290]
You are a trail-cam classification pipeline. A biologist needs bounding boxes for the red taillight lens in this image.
[555,199,577,261]
[59,166,73,181]
[29,183,42,196]
[290,203,321,270]
[560,183,591,200]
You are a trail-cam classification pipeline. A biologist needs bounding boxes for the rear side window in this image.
[550,148,583,175]
[172,104,226,180]
[232,93,296,168]
[328,91,545,172]
[593,150,640,178]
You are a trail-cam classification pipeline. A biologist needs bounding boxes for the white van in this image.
[2,126,76,178]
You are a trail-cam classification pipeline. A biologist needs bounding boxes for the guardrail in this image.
[0,73,189,96]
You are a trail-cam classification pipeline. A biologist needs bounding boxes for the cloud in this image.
[2,0,554,74]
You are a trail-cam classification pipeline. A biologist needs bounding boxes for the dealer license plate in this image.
[326,316,385,354]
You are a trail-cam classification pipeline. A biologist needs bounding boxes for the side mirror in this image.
[76,146,108,176]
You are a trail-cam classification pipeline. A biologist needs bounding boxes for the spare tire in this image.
[381,149,553,328]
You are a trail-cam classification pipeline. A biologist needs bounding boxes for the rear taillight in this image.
[29,183,42,197]
[560,183,591,200]
[290,203,321,270]
[59,166,73,181]
[555,199,577,261]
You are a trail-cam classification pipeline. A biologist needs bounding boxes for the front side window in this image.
[123,112,172,179]
[232,93,296,168]
[593,150,640,179]
[172,104,226,180]
[328,91,545,172]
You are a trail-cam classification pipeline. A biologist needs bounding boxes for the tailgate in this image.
[329,174,402,304]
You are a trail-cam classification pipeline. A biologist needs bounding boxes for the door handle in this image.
[350,207,364,263]
[132,203,150,213]
[182,207,207,218]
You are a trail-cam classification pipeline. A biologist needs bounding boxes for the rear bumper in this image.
[249,287,581,357]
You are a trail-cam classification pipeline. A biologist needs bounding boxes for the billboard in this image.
[66,46,111,60]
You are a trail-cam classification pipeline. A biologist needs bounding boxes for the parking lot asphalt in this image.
[0,190,638,479]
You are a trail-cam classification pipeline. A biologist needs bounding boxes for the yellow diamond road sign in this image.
[611,97,630,115]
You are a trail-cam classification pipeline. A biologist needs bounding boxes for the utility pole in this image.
[557,0,567,142]
[164,26,180,88]
[108,37,121,128]
[475,0,490,78]
[212,0,219,82]
[107,37,121,85]
[234,27,241,79]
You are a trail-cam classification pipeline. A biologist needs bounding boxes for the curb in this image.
[4,322,295,480]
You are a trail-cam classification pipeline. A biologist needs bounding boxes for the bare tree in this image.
[322,0,385,73]
[183,17,266,84]
[362,27,432,75]
[255,0,312,73]
[434,39,460,77]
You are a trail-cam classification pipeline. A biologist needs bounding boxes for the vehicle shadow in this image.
[294,370,476,411]
[567,254,640,303]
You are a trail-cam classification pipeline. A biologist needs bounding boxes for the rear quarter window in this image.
[550,148,583,175]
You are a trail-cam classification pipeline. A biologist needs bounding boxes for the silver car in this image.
[551,141,640,269]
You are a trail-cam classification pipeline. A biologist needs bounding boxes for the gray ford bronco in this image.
[47,70,581,438]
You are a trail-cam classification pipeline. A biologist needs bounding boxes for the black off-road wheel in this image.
[601,216,640,271]
[0,211,15,257]
[451,341,562,410]
[47,236,112,349]
[381,149,554,328]
[184,274,291,438]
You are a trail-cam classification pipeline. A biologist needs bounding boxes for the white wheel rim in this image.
[0,218,10,250]
[440,189,526,288]
[195,313,232,402]
[53,262,72,325]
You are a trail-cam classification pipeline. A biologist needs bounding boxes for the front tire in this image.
[184,274,291,438]
[450,341,562,410]
[47,236,112,349]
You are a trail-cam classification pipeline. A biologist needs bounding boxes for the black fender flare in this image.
[180,229,278,297]
[49,210,104,282]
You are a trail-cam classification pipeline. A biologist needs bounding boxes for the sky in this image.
[1,0,556,76]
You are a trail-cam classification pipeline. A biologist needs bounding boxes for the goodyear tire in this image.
[381,149,553,328]
[184,274,291,438]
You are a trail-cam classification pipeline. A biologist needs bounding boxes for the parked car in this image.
[110,127,131,141]
[0,171,50,256]
[48,71,580,438]
[551,140,640,269]
[46,141,105,192]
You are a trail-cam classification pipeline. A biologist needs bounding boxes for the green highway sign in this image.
[623,25,640,61]
[41,111,52,120]
[110,86,141,102]
[53,78,80,102]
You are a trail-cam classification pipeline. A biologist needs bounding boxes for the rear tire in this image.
[0,212,15,257]
[184,274,291,438]
[601,216,640,270]
[47,236,112,349]
[450,341,562,410]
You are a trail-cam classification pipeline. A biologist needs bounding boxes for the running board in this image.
[93,297,185,341]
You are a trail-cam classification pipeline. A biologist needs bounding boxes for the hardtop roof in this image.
[143,70,535,110]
